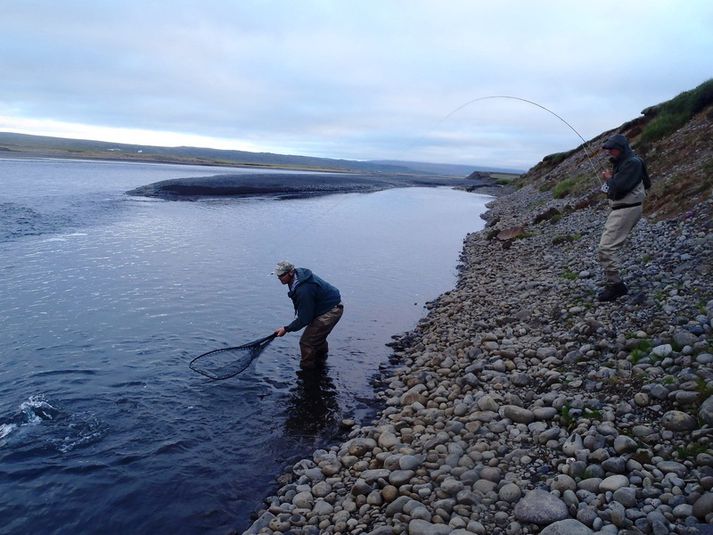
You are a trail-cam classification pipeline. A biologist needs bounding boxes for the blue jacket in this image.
[285,268,341,332]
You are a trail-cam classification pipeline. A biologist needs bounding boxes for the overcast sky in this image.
[1,1,711,169]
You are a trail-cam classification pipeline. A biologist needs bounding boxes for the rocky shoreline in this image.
[242,184,713,535]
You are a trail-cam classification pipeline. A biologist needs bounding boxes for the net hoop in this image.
[189,333,277,380]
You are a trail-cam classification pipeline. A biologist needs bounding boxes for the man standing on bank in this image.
[597,133,649,302]
[273,261,344,369]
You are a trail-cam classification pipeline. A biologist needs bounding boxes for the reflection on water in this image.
[284,366,340,439]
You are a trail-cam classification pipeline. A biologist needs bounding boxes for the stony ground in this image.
[242,185,713,535]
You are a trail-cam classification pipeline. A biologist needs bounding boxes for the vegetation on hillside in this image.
[520,78,713,220]
[639,78,713,150]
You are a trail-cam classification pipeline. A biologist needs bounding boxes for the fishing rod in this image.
[440,95,605,181]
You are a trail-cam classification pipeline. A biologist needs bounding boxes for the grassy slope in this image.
[518,80,713,220]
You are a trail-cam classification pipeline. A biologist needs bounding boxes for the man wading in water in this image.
[597,134,650,302]
[273,261,344,369]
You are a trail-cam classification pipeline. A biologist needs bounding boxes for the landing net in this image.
[189,334,276,380]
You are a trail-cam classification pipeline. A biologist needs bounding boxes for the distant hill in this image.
[370,159,524,176]
[0,131,514,178]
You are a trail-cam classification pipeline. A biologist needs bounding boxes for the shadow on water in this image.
[283,366,341,441]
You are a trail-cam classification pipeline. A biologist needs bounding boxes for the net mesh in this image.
[189,334,276,380]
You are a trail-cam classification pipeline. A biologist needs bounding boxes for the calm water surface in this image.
[0,157,490,534]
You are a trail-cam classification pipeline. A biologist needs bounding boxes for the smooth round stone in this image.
[539,518,595,534]
[312,481,331,497]
[408,519,452,535]
[343,437,377,456]
[599,475,629,492]
[473,479,497,494]
[562,433,583,456]
[657,461,687,477]
[551,474,576,492]
[480,466,502,482]
[399,455,424,471]
[351,479,371,496]
[441,478,464,495]
[698,395,713,426]
[612,486,638,507]
[378,431,400,449]
[385,495,411,516]
[410,506,432,521]
[602,457,627,474]
[632,425,655,437]
[498,482,522,502]
[693,492,713,519]
[513,489,569,525]
[672,503,693,517]
[389,470,415,487]
[661,410,697,431]
[613,435,638,454]
[454,403,469,416]
[501,405,535,424]
[696,353,713,364]
[533,407,558,420]
[381,485,399,503]
[477,395,500,411]
[361,469,390,482]
[366,489,383,505]
[303,467,325,482]
[292,491,314,509]
[652,344,672,358]
[312,500,333,515]
[634,392,650,406]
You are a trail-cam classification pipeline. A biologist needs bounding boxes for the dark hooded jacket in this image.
[602,134,646,204]
[284,268,341,332]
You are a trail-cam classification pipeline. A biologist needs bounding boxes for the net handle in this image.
[237,333,277,349]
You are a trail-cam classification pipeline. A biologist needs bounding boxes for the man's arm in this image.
[284,285,317,332]
[606,159,643,200]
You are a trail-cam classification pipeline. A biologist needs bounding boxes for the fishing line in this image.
[438,95,604,181]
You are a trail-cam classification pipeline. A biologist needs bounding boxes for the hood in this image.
[602,134,633,160]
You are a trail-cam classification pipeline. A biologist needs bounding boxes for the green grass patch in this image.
[491,172,520,183]
[552,233,581,245]
[552,178,578,199]
[515,231,535,240]
[630,345,652,365]
[559,404,575,430]
[696,378,713,399]
[676,442,709,461]
[561,269,578,280]
[542,149,577,167]
[583,408,602,420]
[640,78,713,147]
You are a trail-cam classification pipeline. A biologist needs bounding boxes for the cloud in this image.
[1,0,711,169]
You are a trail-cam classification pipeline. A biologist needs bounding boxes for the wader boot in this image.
[597,282,628,302]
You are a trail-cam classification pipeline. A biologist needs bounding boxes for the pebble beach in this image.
[243,183,713,535]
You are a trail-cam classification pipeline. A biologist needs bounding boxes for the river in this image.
[0,156,490,534]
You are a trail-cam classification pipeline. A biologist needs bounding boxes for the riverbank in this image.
[241,184,713,534]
